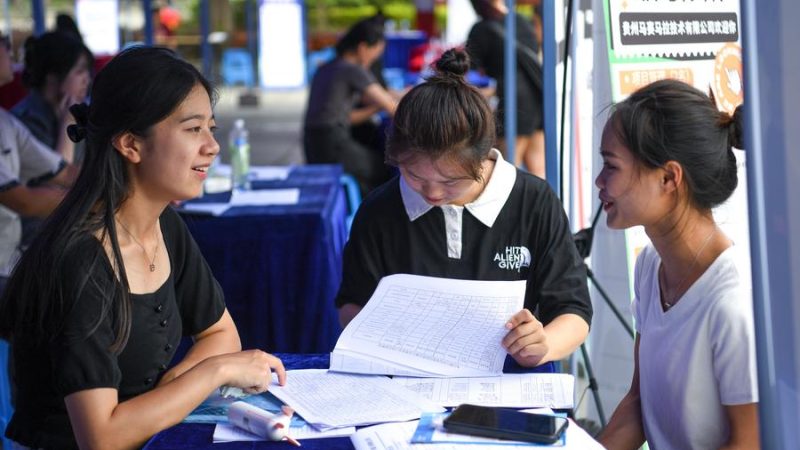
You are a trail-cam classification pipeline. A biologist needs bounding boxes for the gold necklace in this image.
[116,219,159,272]
[659,227,717,311]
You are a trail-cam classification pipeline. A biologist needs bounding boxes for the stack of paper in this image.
[393,373,575,409]
[268,369,445,430]
[350,414,606,449]
[331,274,526,377]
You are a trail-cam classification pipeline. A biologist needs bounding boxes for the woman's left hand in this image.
[502,309,549,367]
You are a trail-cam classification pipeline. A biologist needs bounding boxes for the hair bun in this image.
[66,103,90,143]
[728,104,744,150]
[434,48,470,79]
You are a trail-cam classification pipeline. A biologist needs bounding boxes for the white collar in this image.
[400,148,517,227]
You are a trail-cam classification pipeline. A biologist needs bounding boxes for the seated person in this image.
[12,31,93,164]
[0,46,285,449]
[304,17,398,196]
[11,31,92,248]
[336,49,591,369]
[0,32,77,295]
[596,80,759,449]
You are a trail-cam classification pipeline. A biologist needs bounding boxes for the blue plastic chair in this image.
[339,174,362,235]
[221,48,255,87]
[0,339,12,450]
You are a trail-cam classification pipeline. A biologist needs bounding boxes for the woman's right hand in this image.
[212,350,286,394]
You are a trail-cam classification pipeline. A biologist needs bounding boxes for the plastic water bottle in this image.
[229,119,251,190]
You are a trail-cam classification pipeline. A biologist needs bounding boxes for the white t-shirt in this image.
[633,244,758,450]
[0,108,64,276]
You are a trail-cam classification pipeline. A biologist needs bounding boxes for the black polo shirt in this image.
[336,150,591,327]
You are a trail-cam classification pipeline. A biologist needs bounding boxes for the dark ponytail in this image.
[386,48,495,180]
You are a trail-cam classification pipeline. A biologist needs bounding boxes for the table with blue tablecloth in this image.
[143,354,558,450]
[179,165,348,354]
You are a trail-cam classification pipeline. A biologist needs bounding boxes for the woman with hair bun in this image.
[596,79,759,449]
[0,46,286,449]
[12,31,93,164]
[336,48,592,371]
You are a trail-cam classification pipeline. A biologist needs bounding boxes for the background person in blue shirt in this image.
[336,48,591,369]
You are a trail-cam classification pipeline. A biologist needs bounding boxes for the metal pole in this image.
[741,0,800,447]
[246,0,258,87]
[32,0,45,36]
[200,0,212,79]
[3,0,11,38]
[503,0,516,165]
[143,0,154,46]
[542,0,559,193]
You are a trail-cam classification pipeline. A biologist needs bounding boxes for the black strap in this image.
[484,19,543,95]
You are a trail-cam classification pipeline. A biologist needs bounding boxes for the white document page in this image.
[393,373,575,408]
[249,165,292,181]
[331,274,526,377]
[180,202,230,216]
[230,188,300,206]
[350,417,605,450]
[268,369,445,431]
[212,422,354,442]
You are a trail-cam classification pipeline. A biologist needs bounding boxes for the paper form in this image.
[331,274,527,377]
[268,369,445,430]
[393,373,575,409]
[180,202,230,216]
[350,415,606,450]
[249,165,292,181]
[212,422,354,442]
[229,188,299,206]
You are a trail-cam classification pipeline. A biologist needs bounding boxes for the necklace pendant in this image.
[149,263,156,272]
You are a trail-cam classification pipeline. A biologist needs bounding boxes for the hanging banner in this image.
[76,0,120,55]
[259,0,306,88]
[602,0,748,295]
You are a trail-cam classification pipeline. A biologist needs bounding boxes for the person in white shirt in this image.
[0,32,76,293]
[596,79,759,450]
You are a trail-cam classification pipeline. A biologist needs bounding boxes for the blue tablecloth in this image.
[143,354,557,450]
[179,165,348,354]
[143,354,353,450]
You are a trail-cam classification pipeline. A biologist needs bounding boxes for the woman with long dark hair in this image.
[0,46,285,449]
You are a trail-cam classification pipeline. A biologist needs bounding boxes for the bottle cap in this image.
[234,118,245,129]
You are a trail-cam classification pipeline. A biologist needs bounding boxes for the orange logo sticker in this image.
[713,43,743,114]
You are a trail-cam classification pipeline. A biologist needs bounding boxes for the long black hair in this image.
[609,79,743,210]
[21,31,93,89]
[0,46,215,352]
[385,48,495,181]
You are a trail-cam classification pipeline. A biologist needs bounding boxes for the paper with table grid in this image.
[331,274,526,377]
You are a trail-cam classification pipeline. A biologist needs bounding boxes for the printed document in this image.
[350,415,605,450]
[268,369,445,430]
[393,373,575,408]
[331,274,526,377]
[213,422,354,442]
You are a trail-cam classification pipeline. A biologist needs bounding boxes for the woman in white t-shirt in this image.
[596,79,759,450]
